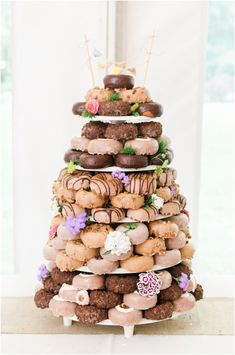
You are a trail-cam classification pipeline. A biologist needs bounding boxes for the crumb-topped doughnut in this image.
[138,122,162,138]
[135,237,166,256]
[80,153,114,169]
[111,192,144,209]
[124,138,159,155]
[81,121,107,140]
[98,101,131,116]
[90,290,122,309]
[105,123,138,141]
[120,255,154,273]
[92,207,125,224]
[138,102,163,118]
[103,74,134,89]
[119,87,150,103]
[65,240,98,262]
[144,302,174,320]
[90,173,123,196]
[166,231,186,249]
[125,173,157,195]
[80,224,113,249]
[88,139,123,155]
[75,304,108,324]
[75,190,106,209]
[105,274,137,294]
[115,154,148,169]
[149,220,179,239]
[56,250,83,272]
[85,87,114,102]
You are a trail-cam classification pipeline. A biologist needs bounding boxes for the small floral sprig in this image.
[173,272,189,291]
[154,159,169,176]
[108,92,120,101]
[67,160,80,174]
[104,230,131,256]
[169,185,176,198]
[137,271,162,297]
[130,103,140,116]
[145,193,164,210]
[49,224,59,240]
[37,264,50,283]
[51,197,63,216]
[124,223,139,231]
[65,211,87,235]
[120,146,136,155]
[82,99,99,118]
[112,170,129,186]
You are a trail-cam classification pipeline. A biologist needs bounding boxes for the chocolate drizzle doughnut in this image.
[92,207,125,224]
[61,171,91,191]
[103,74,134,89]
[125,173,157,195]
[157,168,177,187]
[138,102,163,117]
[115,154,148,169]
[61,203,84,217]
[72,102,86,115]
[80,153,114,169]
[90,173,123,196]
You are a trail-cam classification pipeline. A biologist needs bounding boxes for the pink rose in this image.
[49,224,58,240]
[85,99,99,114]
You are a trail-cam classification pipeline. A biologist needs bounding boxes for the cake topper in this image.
[143,30,157,86]
[84,34,96,87]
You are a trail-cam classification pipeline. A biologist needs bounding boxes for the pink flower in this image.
[85,99,99,114]
[49,224,59,240]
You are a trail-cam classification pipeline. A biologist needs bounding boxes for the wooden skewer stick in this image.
[84,34,95,87]
[142,31,156,87]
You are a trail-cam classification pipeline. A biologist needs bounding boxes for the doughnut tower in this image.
[34,74,203,337]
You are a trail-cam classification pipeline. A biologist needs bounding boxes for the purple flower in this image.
[37,264,50,283]
[112,171,129,186]
[179,273,189,291]
[65,211,87,235]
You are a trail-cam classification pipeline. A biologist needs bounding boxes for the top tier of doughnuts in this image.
[72,75,162,120]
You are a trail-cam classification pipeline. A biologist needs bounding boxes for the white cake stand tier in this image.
[79,115,162,124]
[75,165,160,172]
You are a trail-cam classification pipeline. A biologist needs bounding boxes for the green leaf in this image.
[162,159,169,168]
[67,160,79,174]
[125,223,139,231]
[158,140,168,155]
[103,250,111,255]
[132,111,140,116]
[58,204,63,214]
[120,146,136,155]
[108,92,121,101]
[82,110,94,118]
[130,103,139,112]
[154,159,169,175]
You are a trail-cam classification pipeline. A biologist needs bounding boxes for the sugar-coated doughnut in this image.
[64,149,83,163]
[72,273,105,290]
[104,75,134,89]
[92,207,125,224]
[61,203,84,217]
[80,224,113,249]
[65,240,98,262]
[81,121,107,139]
[88,139,123,155]
[138,122,162,138]
[98,101,130,116]
[90,290,122,309]
[114,154,148,169]
[158,270,172,290]
[119,87,150,103]
[71,136,90,152]
[157,168,177,187]
[51,267,78,285]
[105,123,138,141]
[57,224,80,241]
[120,255,154,272]
[173,293,196,312]
[43,242,60,262]
[124,292,157,310]
[49,296,76,317]
[105,274,137,294]
[80,153,114,169]
[50,237,67,250]
[75,190,106,208]
[168,213,189,229]
[90,173,123,196]
[56,250,83,271]
[135,237,166,256]
[154,249,181,267]
[87,257,119,274]
[156,187,172,202]
[180,243,195,260]
[60,170,91,191]
[75,304,108,324]
[127,205,159,222]
[34,289,54,309]
[166,231,186,249]
[124,138,158,156]
[43,277,61,294]
[111,192,144,209]
[167,263,192,278]
[160,200,181,216]
[72,101,86,115]
[138,102,163,117]
[108,305,142,326]
[85,87,114,102]
[125,173,157,195]
[192,284,204,301]
[149,220,179,239]
[100,245,133,262]
[115,223,149,245]
[144,302,174,320]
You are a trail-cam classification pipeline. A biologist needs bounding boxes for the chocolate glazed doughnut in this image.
[64,149,83,163]
[80,153,114,169]
[72,102,86,115]
[103,74,134,89]
[115,154,148,169]
[138,102,163,117]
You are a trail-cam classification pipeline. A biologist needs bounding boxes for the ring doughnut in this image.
[89,290,122,309]
[160,200,181,216]
[92,207,125,224]
[72,102,86,115]
[90,173,123,196]
[105,123,138,141]
[127,205,159,222]
[124,138,158,155]
[166,231,186,249]
[168,213,189,229]
[80,224,113,249]
[34,289,54,309]
[43,242,60,262]
[88,139,123,155]
[114,154,148,169]
[103,74,134,89]
[57,224,80,241]
[138,102,163,118]
[149,220,179,239]
[64,149,83,163]
[80,153,114,169]
[50,237,67,250]
[155,187,172,202]
[116,223,149,245]
[100,245,133,262]
[105,274,137,294]
[49,296,76,317]
[51,267,79,285]
[144,302,174,320]
[125,173,157,195]
[135,237,166,256]
[120,255,154,272]
[61,171,91,191]
[98,101,131,116]
[108,305,142,326]
[158,283,183,302]
[54,186,76,204]
[167,263,192,279]
[124,293,157,310]
[75,304,108,324]
[72,273,105,290]
[61,203,84,217]
[154,249,181,267]
[119,87,150,103]
[58,285,81,303]
[158,270,172,290]
[65,240,98,262]
[85,87,114,102]
[111,192,144,209]
[157,168,177,187]
[56,250,83,271]
[87,257,119,274]
[138,122,162,138]
[71,136,90,152]
[180,243,195,260]
[173,293,196,312]
[75,190,106,208]
[81,121,107,140]
[43,276,60,294]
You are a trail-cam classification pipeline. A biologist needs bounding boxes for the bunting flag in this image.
[127,67,136,75]
[93,48,102,57]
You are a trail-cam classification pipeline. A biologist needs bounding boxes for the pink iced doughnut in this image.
[87,257,119,274]
[100,245,133,262]
[158,270,172,290]
[124,292,157,310]
[88,139,123,155]
[160,200,181,216]
[186,275,197,293]
[108,305,142,326]
[57,224,80,241]
[49,296,76,317]
[43,242,60,262]
[71,136,90,152]
[127,206,159,222]
[124,138,159,155]
[72,273,105,290]
[115,223,149,245]
[149,220,179,239]
[165,231,186,249]
[168,213,189,229]
[154,249,181,267]
[50,237,67,250]
[59,284,79,302]
[173,293,196,312]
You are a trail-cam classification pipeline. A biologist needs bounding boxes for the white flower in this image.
[151,194,164,210]
[104,231,131,256]
[51,197,60,216]
[75,290,89,305]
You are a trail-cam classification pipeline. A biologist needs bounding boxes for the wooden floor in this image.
[1,297,234,335]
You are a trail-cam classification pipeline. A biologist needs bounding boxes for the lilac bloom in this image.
[37,264,49,283]
[179,273,189,291]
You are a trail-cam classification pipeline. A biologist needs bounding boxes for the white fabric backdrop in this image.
[2,0,207,296]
